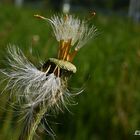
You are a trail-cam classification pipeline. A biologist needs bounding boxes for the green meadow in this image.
[0,5,140,140]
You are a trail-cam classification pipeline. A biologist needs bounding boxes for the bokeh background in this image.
[0,0,140,140]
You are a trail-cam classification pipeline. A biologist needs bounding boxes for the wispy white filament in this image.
[47,15,97,50]
[0,46,66,110]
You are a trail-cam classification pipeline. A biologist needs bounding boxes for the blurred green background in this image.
[0,0,140,140]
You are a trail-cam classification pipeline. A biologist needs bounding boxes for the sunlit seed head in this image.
[35,14,97,49]
[49,15,97,62]
[34,14,97,62]
[48,14,97,49]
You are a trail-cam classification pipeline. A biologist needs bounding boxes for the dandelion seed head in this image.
[34,14,97,62]
[1,46,73,112]
[47,14,97,51]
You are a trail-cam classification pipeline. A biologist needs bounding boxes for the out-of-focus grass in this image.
[0,5,140,140]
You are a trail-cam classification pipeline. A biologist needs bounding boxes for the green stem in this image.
[27,107,47,140]
[19,106,48,140]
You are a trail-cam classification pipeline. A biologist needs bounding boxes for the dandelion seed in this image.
[0,14,97,140]
[34,14,97,59]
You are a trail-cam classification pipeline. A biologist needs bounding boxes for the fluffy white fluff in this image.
[47,15,97,50]
[0,46,65,109]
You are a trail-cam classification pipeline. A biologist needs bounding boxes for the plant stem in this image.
[27,107,47,140]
